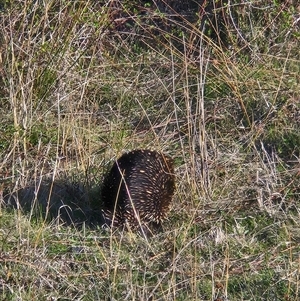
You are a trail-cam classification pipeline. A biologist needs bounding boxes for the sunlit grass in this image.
[0,0,300,300]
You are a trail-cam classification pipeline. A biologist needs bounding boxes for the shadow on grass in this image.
[1,179,105,228]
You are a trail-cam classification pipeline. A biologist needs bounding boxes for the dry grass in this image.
[1,1,300,300]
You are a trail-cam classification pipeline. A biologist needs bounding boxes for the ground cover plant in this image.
[0,0,299,300]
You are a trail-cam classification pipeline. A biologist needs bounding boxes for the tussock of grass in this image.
[1,1,300,300]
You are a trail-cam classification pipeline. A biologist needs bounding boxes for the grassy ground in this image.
[0,1,300,300]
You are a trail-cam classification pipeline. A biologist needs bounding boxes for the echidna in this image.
[101,149,175,229]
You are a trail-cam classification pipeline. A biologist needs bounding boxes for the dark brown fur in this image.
[101,149,175,229]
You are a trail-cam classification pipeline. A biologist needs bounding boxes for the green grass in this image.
[1,0,300,300]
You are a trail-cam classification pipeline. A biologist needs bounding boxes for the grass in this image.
[0,0,300,300]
